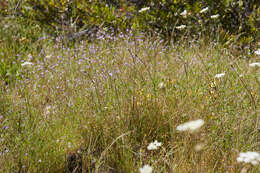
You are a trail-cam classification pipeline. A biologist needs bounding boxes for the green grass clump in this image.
[0,17,260,173]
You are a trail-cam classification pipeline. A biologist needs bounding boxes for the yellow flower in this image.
[187,89,192,96]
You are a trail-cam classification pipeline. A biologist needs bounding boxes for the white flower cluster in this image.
[176,119,204,132]
[200,7,209,14]
[215,72,225,78]
[249,62,260,67]
[139,7,150,13]
[255,49,260,55]
[237,152,260,165]
[158,82,165,89]
[139,165,152,173]
[210,14,220,19]
[176,7,221,30]
[180,10,187,18]
[176,25,186,30]
[21,61,33,67]
[147,140,162,150]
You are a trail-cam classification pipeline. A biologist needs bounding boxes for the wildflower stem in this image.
[95,131,132,173]
[230,63,256,110]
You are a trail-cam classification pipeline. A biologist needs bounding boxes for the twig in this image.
[95,131,132,173]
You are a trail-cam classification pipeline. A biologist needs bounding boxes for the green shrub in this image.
[2,0,260,46]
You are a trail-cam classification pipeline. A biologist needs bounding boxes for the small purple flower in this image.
[129,41,135,46]
[42,33,46,40]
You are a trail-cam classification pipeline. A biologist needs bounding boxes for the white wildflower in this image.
[249,62,260,67]
[44,105,52,116]
[158,82,165,89]
[68,142,72,148]
[255,49,260,55]
[147,140,162,150]
[176,25,186,30]
[214,72,225,78]
[194,143,205,152]
[180,10,187,17]
[140,165,153,173]
[237,152,260,165]
[46,55,51,59]
[176,119,204,132]
[210,14,220,19]
[21,62,33,67]
[139,7,150,13]
[44,105,56,118]
[200,7,209,14]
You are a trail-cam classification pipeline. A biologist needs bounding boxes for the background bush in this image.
[1,0,259,46]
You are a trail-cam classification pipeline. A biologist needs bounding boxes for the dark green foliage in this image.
[1,0,260,45]
[0,0,260,47]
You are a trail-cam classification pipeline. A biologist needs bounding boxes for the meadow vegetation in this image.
[0,1,260,173]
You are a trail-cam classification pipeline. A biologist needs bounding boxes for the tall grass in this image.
[0,17,259,173]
